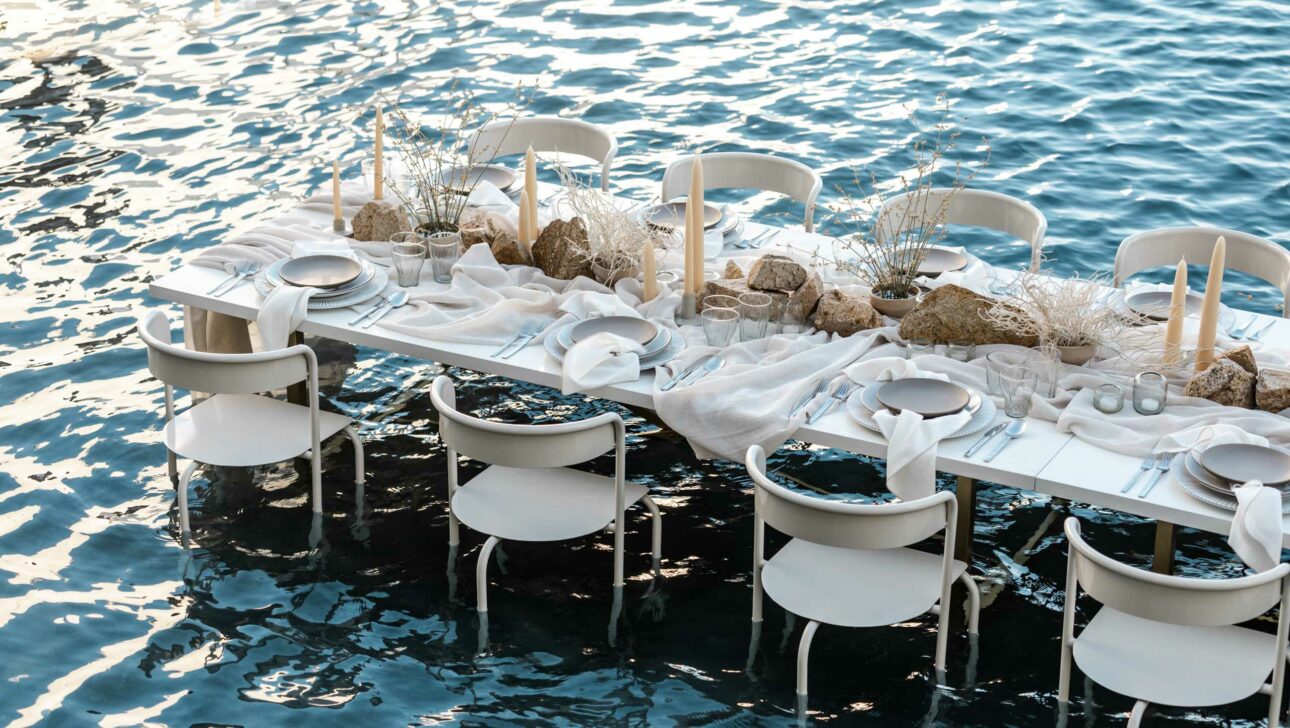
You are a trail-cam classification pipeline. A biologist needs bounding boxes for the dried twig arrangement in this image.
[830,96,990,299]
[553,162,670,282]
[982,270,1142,349]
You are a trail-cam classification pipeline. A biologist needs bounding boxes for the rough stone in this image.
[699,277,788,312]
[531,217,594,280]
[1184,358,1256,409]
[1256,368,1290,413]
[1216,345,1258,375]
[351,200,410,242]
[723,260,744,279]
[813,289,884,337]
[490,237,530,266]
[898,284,1040,346]
[791,270,825,317]
[747,254,807,291]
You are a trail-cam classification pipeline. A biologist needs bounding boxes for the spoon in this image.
[361,289,409,329]
[681,355,725,388]
[983,419,1027,462]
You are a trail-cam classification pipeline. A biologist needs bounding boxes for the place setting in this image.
[844,375,999,444]
[252,251,388,311]
[1165,441,1290,513]
[638,199,746,254]
[543,314,684,372]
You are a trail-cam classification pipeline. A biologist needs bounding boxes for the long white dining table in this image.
[148,202,1290,574]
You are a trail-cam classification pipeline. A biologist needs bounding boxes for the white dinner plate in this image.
[555,319,671,358]
[254,264,387,310]
[543,324,685,370]
[1172,453,1290,514]
[846,382,996,440]
[265,257,376,297]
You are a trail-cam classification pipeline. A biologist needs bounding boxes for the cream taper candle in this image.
[374,105,384,200]
[688,154,704,294]
[524,145,538,232]
[331,160,342,224]
[1194,236,1226,371]
[1162,257,1187,366]
[518,188,533,249]
[643,239,659,301]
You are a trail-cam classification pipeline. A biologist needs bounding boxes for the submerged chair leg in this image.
[476,535,500,613]
[1127,700,1148,728]
[176,461,198,535]
[310,447,323,515]
[167,449,178,486]
[343,426,365,486]
[796,620,820,700]
[642,495,662,572]
[959,571,980,634]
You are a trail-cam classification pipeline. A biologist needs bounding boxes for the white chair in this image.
[467,116,618,191]
[138,310,364,535]
[1058,517,1290,727]
[1114,226,1290,317]
[430,376,661,613]
[660,152,823,232]
[745,445,979,709]
[876,187,1048,270]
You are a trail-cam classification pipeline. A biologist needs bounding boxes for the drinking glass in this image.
[427,232,462,284]
[1032,345,1061,398]
[391,242,426,287]
[998,366,1038,419]
[907,338,934,357]
[389,230,426,248]
[738,292,773,340]
[703,294,739,311]
[948,340,976,362]
[985,351,1028,395]
[702,308,740,347]
[1094,383,1125,414]
[1133,371,1167,415]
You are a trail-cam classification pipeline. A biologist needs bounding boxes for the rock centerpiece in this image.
[898,284,1040,347]
[748,254,807,292]
[698,253,832,325]
[814,290,883,336]
[351,200,410,243]
[1256,368,1290,413]
[531,217,595,280]
[1183,358,1256,409]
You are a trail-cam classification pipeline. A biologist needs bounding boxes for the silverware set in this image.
[1229,314,1276,341]
[735,228,778,250]
[805,382,853,425]
[788,380,827,419]
[208,261,261,297]
[964,419,1027,462]
[1122,451,1173,498]
[349,289,409,329]
[492,321,545,359]
[660,355,724,391]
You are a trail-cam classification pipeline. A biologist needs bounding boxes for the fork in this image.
[737,228,771,250]
[1229,313,1258,339]
[492,321,537,357]
[752,229,780,249]
[806,382,853,425]
[1249,320,1277,342]
[1138,452,1174,498]
[212,261,260,297]
[1121,452,1160,493]
[207,262,245,294]
[499,321,544,359]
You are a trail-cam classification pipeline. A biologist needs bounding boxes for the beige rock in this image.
[490,237,530,266]
[1184,358,1256,409]
[898,285,1040,346]
[1256,368,1290,412]
[747,254,807,291]
[1216,345,1258,375]
[723,260,744,279]
[791,271,825,317]
[699,277,788,312]
[531,217,594,280]
[351,200,410,242]
[813,290,883,337]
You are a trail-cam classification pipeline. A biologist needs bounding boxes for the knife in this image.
[661,357,710,392]
[788,380,827,418]
[964,422,1007,458]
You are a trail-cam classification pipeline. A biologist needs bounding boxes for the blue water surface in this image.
[1,0,1287,725]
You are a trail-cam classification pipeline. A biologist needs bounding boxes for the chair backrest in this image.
[876,187,1047,270]
[430,376,620,469]
[137,310,313,396]
[1113,227,1290,316]
[1065,517,1289,627]
[660,152,823,232]
[467,116,618,191]
[745,445,953,550]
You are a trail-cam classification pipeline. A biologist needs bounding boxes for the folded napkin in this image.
[560,290,641,321]
[562,332,645,395]
[258,284,320,350]
[874,408,973,501]
[1229,481,1283,572]
[292,238,357,260]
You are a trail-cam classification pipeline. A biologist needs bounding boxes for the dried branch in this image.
[552,162,670,280]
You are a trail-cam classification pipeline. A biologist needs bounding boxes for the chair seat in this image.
[761,538,965,628]
[1073,606,1276,708]
[165,394,352,467]
[451,465,647,542]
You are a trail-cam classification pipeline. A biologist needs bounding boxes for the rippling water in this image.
[2,0,1287,724]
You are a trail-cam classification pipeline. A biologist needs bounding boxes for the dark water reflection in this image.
[1,0,1287,724]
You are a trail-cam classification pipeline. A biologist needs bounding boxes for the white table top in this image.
[148,208,1290,546]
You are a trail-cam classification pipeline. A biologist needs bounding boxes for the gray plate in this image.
[848,385,995,440]
[570,316,659,345]
[279,255,363,289]
[1199,443,1290,485]
[642,201,722,231]
[1173,453,1290,514]
[442,164,517,194]
[919,247,969,276]
[557,320,669,357]
[876,379,971,418]
[1124,289,1204,321]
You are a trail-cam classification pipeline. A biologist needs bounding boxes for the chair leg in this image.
[167,449,178,486]
[797,620,820,701]
[310,446,323,515]
[1127,700,1148,728]
[641,495,662,573]
[343,426,364,486]
[959,571,980,634]
[176,461,198,535]
[476,535,500,613]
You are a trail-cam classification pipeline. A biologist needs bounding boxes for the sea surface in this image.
[1,0,1288,725]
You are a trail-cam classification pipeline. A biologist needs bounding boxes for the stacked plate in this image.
[440,164,519,197]
[543,315,685,370]
[845,377,997,439]
[1111,288,1237,331]
[1172,443,1290,513]
[254,255,387,310]
[638,201,745,248]
[918,246,969,277]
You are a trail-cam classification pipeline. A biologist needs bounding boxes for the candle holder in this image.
[332,219,352,237]
[679,292,698,325]
[1094,383,1125,414]
[1133,371,1167,415]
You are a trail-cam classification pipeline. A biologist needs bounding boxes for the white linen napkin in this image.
[562,332,645,394]
[874,408,973,501]
[559,291,641,321]
[292,238,357,259]
[1229,481,1283,572]
[258,284,320,350]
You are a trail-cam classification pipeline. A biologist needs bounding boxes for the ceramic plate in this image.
[876,379,971,418]
[918,247,969,276]
[254,265,387,310]
[543,325,685,370]
[1199,443,1290,485]
[266,257,375,297]
[570,315,658,345]
[1173,454,1290,514]
[642,201,722,230]
[1124,289,1205,321]
[861,379,982,419]
[556,321,671,358]
[441,164,517,193]
[279,255,363,289]
[846,385,995,440]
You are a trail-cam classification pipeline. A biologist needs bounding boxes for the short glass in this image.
[703,294,739,311]
[1032,345,1061,399]
[998,365,1038,419]
[389,230,426,248]
[1094,383,1125,414]
[738,292,773,340]
[907,338,934,357]
[427,232,462,284]
[1133,371,1167,415]
[947,340,976,362]
[391,242,426,287]
[985,351,1028,396]
[702,307,740,347]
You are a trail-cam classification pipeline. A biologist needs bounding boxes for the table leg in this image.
[955,476,977,564]
[1151,521,1179,574]
[287,331,307,406]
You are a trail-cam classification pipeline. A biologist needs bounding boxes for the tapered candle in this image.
[643,239,659,301]
[1194,236,1226,371]
[688,154,704,294]
[374,105,384,200]
[518,188,533,249]
[331,160,342,225]
[524,145,539,235]
[1162,257,1187,366]
[683,190,695,294]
